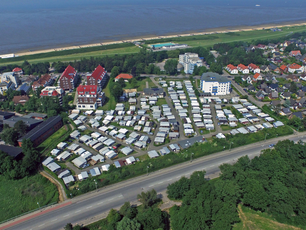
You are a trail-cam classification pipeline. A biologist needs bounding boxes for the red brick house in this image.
[87,65,108,88]
[32,74,52,91]
[77,85,105,110]
[17,115,63,147]
[59,65,77,91]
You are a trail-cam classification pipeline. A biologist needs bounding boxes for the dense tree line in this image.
[0,61,50,75]
[0,139,40,180]
[168,171,240,229]
[0,88,74,116]
[167,140,306,229]
[217,47,269,66]
[65,189,168,230]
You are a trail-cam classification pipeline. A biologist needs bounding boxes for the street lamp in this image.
[229,142,234,151]
[147,165,149,176]
[190,152,194,162]
[94,179,97,192]
[37,202,40,209]
[265,133,269,141]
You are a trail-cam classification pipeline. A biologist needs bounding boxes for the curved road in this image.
[3,133,306,230]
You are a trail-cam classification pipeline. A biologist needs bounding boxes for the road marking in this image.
[63,214,70,217]
[108,198,114,201]
[97,202,104,205]
[86,206,92,209]
[75,210,82,213]
[167,179,172,181]
[38,224,45,227]
[50,219,57,222]
[149,184,154,187]
[158,182,163,184]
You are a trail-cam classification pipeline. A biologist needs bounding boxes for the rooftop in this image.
[201,72,230,83]
[18,115,62,143]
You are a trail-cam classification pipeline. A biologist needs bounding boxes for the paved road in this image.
[3,133,306,230]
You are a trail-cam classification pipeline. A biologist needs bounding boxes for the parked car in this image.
[269,144,275,148]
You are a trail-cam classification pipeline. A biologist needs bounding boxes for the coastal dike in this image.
[11,21,306,58]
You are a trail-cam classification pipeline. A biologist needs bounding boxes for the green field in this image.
[0,46,139,66]
[0,174,58,222]
[146,25,306,48]
[2,25,306,67]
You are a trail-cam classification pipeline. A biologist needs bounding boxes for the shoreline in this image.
[7,20,306,57]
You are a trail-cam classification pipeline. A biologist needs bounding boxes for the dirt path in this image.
[237,204,301,230]
[40,171,67,202]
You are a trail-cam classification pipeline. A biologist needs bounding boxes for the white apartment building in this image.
[179,53,203,74]
[200,72,231,96]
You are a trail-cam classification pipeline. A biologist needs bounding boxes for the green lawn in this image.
[137,78,156,91]
[156,98,167,106]
[220,125,233,131]
[39,126,67,148]
[123,77,155,91]
[100,80,117,111]
[234,204,301,230]
[0,174,58,222]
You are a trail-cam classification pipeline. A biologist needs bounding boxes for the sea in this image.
[1,0,306,54]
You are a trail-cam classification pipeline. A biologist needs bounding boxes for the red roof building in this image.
[32,74,53,91]
[115,74,133,82]
[77,85,105,110]
[59,65,77,91]
[248,63,260,73]
[288,63,303,73]
[256,44,267,49]
[40,86,65,105]
[280,65,288,73]
[253,73,263,81]
[289,50,301,57]
[87,65,108,88]
[12,67,23,74]
[77,85,98,96]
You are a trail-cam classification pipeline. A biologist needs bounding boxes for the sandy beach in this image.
[12,21,306,57]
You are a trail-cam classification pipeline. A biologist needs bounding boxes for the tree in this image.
[117,217,141,230]
[14,120,27,136]
[110,66,120,79]
[136,207,167,230]
[64,223,73,230]
[119,202,138,219]
[118,78,126,88]
[0,128,19,146]
[164,59,178,75]
[107,209,122,225]
[137,189,158,209]
[209,63,223,74]
[289,82,297,94]
[130,78,138,88]
[110,83,123,102]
